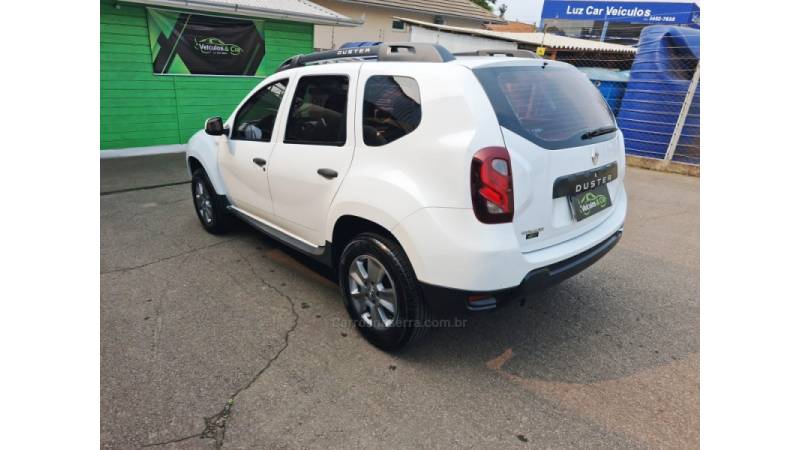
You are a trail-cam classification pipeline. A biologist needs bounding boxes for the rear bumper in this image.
[420,228,622,317]
[392,185,627,293]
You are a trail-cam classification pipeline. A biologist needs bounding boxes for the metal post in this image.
[665,61,700,162]
[600,20,608,42]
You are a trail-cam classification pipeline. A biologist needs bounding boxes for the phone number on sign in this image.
[647,16,677,22]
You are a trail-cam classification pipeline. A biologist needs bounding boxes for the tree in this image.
[471,0,507,17]
[470,0,493,12]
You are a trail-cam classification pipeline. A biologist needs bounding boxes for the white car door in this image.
[218,78,289,218]
[267,65,359,245]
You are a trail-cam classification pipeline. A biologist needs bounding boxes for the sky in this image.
[496,0,699,26]
[499,0,545,24]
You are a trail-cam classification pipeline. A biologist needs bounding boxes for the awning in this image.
[123,0,362,26]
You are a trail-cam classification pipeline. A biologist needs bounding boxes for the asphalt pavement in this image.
[100,154,699,449]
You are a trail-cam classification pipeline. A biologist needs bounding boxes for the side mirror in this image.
[205,116,226,136]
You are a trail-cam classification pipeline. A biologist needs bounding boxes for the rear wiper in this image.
[581,126,617,140]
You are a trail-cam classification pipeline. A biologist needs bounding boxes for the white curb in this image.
[100,144,186,159]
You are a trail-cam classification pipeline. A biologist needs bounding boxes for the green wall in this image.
[100,0,313,150]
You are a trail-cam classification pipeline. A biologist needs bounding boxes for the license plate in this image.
[569,184,612,221]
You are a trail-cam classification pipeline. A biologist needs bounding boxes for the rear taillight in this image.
[470,146,514,224]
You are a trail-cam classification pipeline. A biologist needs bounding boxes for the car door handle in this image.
[317,168,338,179]
[252,158,267,167]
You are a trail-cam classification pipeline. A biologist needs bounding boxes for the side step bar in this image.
[227,205,326,257]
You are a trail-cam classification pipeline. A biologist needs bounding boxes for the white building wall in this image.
[409,26,517,53]
[312,0,487,50]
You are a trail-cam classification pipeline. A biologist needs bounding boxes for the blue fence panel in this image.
[616,25,700,163]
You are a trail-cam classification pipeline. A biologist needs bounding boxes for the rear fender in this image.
[325,183,421,243]
[325,174,428,272]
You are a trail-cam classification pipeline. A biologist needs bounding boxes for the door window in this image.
[231,79,288,142]
[284,75,349,146]
[362,75,421,146]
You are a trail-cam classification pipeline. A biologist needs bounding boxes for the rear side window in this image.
[284,75,349,146]
[474,65,616,150]
[362,75,421,146]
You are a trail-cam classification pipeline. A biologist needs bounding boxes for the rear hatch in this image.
[473,61,625,253]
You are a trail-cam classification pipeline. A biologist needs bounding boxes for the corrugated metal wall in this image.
[100,0,313,150]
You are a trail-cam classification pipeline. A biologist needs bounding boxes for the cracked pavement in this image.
[101,155,699,449]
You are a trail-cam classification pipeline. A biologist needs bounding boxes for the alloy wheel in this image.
[194,180,214,224]
[348,255,398,328]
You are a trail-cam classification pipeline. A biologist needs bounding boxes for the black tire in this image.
[191,168,232,235]
[338,232,431,351]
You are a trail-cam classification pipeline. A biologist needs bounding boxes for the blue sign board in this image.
[541,1,700,25]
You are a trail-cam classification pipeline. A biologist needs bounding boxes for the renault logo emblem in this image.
[591,150,599,166]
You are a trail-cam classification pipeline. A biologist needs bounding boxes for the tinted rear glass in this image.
[474,64,616,150]
[363,75,421,146]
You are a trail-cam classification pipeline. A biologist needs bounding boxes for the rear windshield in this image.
[473,64,616,150]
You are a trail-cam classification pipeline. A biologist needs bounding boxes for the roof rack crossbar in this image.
[453,49,540,59]
[276,42,455,72]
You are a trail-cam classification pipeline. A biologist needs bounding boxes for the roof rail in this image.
[453,49,540,59]
[276,42,455,72]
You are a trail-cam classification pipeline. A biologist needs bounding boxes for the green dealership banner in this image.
[147,9,268,76]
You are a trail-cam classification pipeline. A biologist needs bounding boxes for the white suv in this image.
[186,43,626,350]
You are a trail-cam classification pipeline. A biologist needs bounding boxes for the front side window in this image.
[284,75,349,146]
[231,79,288,142]
[362,76,421,146]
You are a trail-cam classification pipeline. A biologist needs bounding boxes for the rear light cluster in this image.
[470,146,514,224]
